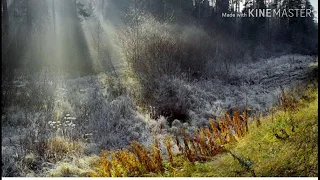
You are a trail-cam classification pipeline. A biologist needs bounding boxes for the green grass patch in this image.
[80,83,318,177]
[156,84,318,177]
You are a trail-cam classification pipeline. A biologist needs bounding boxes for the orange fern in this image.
[165,136,174,164]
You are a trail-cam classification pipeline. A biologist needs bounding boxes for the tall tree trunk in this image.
[198,0,201,24]
[74,0,77,18]
[164,0,167,19]
[52,0,56,37]
[27,0,34,68]
[2,0,9,37]
[13,0,17,17]
[27,0,32,30]
[235,0,239,40]
[231,0,234,11]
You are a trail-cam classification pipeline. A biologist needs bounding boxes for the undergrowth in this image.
[161,83,318,177]
[83,82,318,177]
[84,106,249,177]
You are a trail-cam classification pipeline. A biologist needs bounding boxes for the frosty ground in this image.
[1,54,317,176]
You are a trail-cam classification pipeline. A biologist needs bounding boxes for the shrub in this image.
[152,76,192,124]
[27,137,84,163]
[117,15,219,121]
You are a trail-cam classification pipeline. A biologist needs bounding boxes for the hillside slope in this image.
[45,82,318,177]
[1,55,317,177]
[159,83,318,177]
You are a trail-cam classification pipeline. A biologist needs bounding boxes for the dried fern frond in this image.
[152,136,163,172]
[233,110,244,137]
[242,109,249,133]
[165,136,174,164]
[209,119,223,144]
[91,151,112,177]
[175,136,184,154]
[130,141,153,173]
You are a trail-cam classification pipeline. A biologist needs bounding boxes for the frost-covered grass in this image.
[149,55,316,129]
[46,156,99,177]
[159,83,318,177]
[1,54,317,176]
[1,71,153,176]
[45,81,317,177]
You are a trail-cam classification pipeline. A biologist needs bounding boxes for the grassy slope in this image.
[46,83,318,177]
[159,85,318,177]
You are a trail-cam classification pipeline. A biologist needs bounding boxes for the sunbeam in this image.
[1,0,318,177]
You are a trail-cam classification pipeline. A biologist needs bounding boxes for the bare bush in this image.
[117,15,221,120]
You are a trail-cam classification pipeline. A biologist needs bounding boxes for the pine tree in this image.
[181,0,194,16]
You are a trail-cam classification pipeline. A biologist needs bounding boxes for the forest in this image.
[1,0,318,177]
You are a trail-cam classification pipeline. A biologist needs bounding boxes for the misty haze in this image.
[1,0,318,177]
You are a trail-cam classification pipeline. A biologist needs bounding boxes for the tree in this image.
[193,0,211,19]
[216,0,230,15]
[278,0,307,45]
[147,0,165,19]
[202,0,211,18]
[148,0,194,21]
[287,0,318,54]
[181,0,194,16]
[240,0,266,42]
[2,0,9,37]
[52,0,56,37]
[164,0,180,16]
